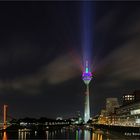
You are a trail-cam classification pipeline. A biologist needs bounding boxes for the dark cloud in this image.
[96,38,140,88]
[0,53,81,95]
[46,54,81,84]
[95,6,140,88]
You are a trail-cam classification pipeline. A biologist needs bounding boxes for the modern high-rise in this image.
[123,90,140,105]
[82,61,92,123]
[106,98,119,115]
[116,92,140,126]
[123,94,135,105]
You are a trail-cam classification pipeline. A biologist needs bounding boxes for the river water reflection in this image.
[1,128,139,140]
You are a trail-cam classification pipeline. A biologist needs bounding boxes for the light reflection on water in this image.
[18,129,31,140]
[2,131,7,140]
[76,129,82,140]
[1,128,139,140]
[84,130,91,140]
[76,129,104,140]
[46,131,49,139]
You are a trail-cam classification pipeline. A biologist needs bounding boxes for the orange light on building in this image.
[3,105,8,130]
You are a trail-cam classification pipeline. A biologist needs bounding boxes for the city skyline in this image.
[0,1,140,119]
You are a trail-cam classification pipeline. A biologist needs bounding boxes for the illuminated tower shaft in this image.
[82,61,92,123]
[84,84,90,123]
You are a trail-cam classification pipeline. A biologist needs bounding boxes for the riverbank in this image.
[94,124,140,133]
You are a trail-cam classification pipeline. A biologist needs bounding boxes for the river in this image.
[1,127,140,139]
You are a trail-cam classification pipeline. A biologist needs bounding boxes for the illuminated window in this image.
[131,109,140,115]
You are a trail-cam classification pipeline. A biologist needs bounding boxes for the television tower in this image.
[82,61,92,123]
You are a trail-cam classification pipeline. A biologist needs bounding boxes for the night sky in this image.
[0,1,140,119]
